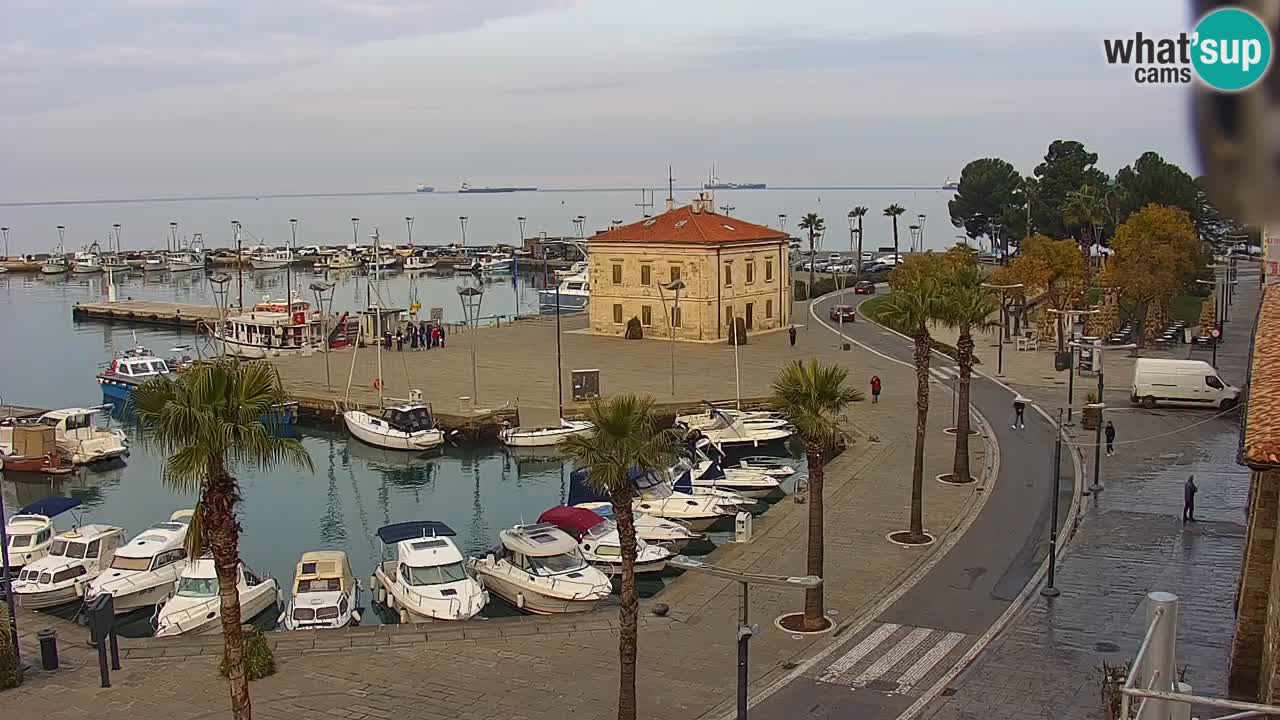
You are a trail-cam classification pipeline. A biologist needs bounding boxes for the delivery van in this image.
[1130,358,1240,410]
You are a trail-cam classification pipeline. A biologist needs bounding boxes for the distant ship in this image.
[416,184,435,193]
[704,180,767,190]
[459,182,537,194]
[942,177,959,190]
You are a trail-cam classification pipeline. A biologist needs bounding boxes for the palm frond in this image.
[770,360,863,450]
[560,395,676,499]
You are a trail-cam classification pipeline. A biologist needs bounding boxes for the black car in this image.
[829,305,857,322]
[853,280,876,295]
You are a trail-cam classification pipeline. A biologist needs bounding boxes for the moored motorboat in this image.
[3,497,80,571]
[85,509,193,614]
[0,421,74,475]
[71,246,104,274]
[685,437,783,499]
[154,558,280,636]
[499,417,594,447]
[34,406,128,465]
[14,524,128,609]
[572,502,702,552]
[569,466,738,533]
[371,522,487,623]
[469,523,612,614]
[40,256,70,275]
[404,253,438,270]
[680,408,792,448]
[344,401,444,451]
[96,344,173,404]
[538,273,590,312]
[249,248,293,270]
[281,550,361,630]
[538,506,671,575]
[676,407,792,432]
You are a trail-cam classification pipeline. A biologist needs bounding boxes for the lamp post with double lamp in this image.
[1072,340,1136,495]
[917,213,927,250]
[1196,270,1237,368]
[668,556,821,720]
[980,282,1024,377]
[457,284,484,406]
[657,278,686,397]
[908,224,922,254]
[1046,308,1097,426]
[311,281,336,390]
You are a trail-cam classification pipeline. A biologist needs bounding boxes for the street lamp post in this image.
[657,278,687,396]
[668,555,821,720]
[208,272,231,358]
[1047,309,1097,426]
[231,220,243,309]
[1042,407,1064,598]
[517,216,527,250]
[457,284,484,406]
[459,216,469,248]
[981,282,1024,377]
[1,227,9,259]
[908,224,922,253]
[917,213,927,250]
[405,216,414,248]
[778,213,787,232]
[1071,340,1135,495]
[287,218,298,315]
[311,281,336,390]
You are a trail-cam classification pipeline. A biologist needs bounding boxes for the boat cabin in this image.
[39,407,111,444]
[107,352,170,381]
[496,523,591,577]
[15,524,126,585]
[219,308,323,352]
[358,307,406,341]
[292,550,355,597]
[377,405,436,434]
[104,519,189,574]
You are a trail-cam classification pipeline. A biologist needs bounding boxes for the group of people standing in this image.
[381,320,446,351]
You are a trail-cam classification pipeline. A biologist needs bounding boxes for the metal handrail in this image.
[1123,606,1165,690]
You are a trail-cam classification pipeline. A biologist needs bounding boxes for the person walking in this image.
[1105,421,1116,456]
[420,320,429,350]
[870,375,882,404]
[1183,475,1198,523]
[788,325,797,347]
[409,323,419,350]
[395,328,404,351]
[1012,395,1027,429]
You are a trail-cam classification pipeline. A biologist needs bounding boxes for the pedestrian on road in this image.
[870,375,881,404]
[1183,475,1198,523]
[1012,395,1027,429]
[420,321,429,350]
[395,328,404,351]
[788,325,797,347]
[1105,421,1116,456]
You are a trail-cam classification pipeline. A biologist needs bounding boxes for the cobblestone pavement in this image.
[921,280,1258,720]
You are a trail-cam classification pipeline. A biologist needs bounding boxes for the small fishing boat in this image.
[32,406,129,465]
[371,522,487,623]
[141,253,167,272]
[365,254,401,272]
[71,245,104,274]
[14,524,128,609]
[97,344,173,404]
[281,550,361,630]
[499,415,594,448]
[469,523,612,614]
[0,422,74,475]
[344,400,444,451]
[404,254,438,270]
[572,502,702,552]
[455,257,482,273]
[40,255,69,275]
[321,249,362,270]
[676,407,792,432]
[538,506,672,575]
[154,558,280,636]
[167,250,204,272]
[3,497,80,571]
[85,510,193,614]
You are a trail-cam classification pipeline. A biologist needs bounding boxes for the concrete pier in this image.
[71,299,222,329]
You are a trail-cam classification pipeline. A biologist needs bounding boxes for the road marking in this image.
[849,627,933,687]
[895,631,966,692]
[816,623,900,682]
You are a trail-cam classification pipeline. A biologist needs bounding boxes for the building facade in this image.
[587,196,791,341]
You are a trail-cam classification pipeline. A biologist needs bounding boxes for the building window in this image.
[725,306,734,326]
[641,265,651,286]
[746,303,754,329]
[671,306,682,328]
[670,265,681,283]
[746,260,755,284]
[766,299,773,319]
[641,305,652,326]
[612,264,622,284]
[613,304,623,324]
[724,262,733,287]
[766,259,774,282]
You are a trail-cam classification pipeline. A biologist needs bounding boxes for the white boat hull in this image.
[167,263,202,272]
[473,572,604,615]
[72,265,103,274]
[96,581,176,614]
[212,335,316,359]
[41,265,69,275]
[499,422,594,447]
[15,582,86,609]
[344,411,445,451]
[590,556,668,575]
[373,564,486,622]
[251,259,288,270]
[155,581,279,637]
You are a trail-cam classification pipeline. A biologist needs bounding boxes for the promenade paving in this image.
[0,306,988,720]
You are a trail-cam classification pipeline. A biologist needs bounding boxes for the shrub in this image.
[220,626,276,681]
[0,606,21,690]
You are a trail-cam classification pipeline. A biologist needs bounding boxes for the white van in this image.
[1130,358,1240,410]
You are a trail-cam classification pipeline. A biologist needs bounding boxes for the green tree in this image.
[884,204,906,259]
[849,206,869,281]
[770,360,862,630]
[1031,140,1110,239]
[948,158,1025,252]
[131,359,311,720]
[1114,151,1198,223]
[878,280,945,544]
[1004,234,1085,350]
[937,265,998,484]
[1104,204,1199,347]
[798,212,825,294]
[1063,184,1107,287]
[560,395,677,720]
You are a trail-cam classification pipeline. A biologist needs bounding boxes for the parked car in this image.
[296,245,323,257]
[865,262,891,274]
[853,280,876,295]
[829,305,857,322]
[877,254,905,265]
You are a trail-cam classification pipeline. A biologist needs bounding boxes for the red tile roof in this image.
[1245,285,1280,466]
[590,205,789,245]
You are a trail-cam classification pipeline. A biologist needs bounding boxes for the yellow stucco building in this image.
[587,195,792,341]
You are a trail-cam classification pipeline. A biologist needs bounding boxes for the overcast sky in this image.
[1,0,1195,202]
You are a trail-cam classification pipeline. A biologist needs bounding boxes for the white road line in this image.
[817,623,900,683]
[850,627,934,688]
[894,631,967,693]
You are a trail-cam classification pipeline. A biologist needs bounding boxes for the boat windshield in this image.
[110,555,153,572]
[530,552,588,576]
[297,577,342,593]
[9,534,32,548]
[404,562,469,586]
[49,540,87,559]
[175,576,219,597]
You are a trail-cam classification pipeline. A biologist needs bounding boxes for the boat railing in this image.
[398,583,463,617]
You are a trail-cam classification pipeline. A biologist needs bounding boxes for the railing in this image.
[1122,591,1280,719]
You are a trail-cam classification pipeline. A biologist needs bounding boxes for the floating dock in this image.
[72,300,222,329]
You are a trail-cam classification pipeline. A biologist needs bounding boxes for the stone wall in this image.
[1230,468,1280,699]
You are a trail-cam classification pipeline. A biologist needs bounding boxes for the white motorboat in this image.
[685,408,793,448]
[572,502,702,552]
[455,257,482,273]
[86,509,193,614]
[499,417,594,448]
[404,254,438,271]
[477,253,514,274]
[3,497,81,571]
[538,273,590,312]
[676,408,791,432]
[344,402,444,451]
[40,255,69,275]
[322,249,362,270]
[538,506,671,575]
[555,261,588,278]
[209,298,325,359]
[72,246,104,274]
[250,248,293,270]
[371,522,487,623]
[34,406,128,465]
[569,466,738,533]
[97,343,174,405]
[102,255,131,273]
[365,254,401,272]
[154,558,280,637]
[685,438,782,499]
[141,253,168,272]
[469,523,612,615]
[280,550,361,630]
[14,524,128,609]
[167,250,204,272]
[733,455,797,478]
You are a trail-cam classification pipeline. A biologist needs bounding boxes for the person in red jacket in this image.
[870,375,882,404]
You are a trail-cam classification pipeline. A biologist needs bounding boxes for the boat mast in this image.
[287,219,297,325]
[373,227,384,408]
[555,281,563,419]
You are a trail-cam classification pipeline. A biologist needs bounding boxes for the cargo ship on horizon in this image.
[459,182,537,194]
[702,165,765,190]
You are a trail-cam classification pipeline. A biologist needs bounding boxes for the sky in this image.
[0,0,1198,202]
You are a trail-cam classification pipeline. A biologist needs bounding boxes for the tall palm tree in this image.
[879,280,943,544]
[798,212,825,297]
[884,204,906,260]
[937,266,998,484]
[1064,184,1105,289]
[770,360,862,630]
[850,206,869,281]
[132,359,312,720]
[560,395,677,720]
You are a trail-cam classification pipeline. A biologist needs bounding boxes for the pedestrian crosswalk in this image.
[816,623,974,695]
[928,366,960,383]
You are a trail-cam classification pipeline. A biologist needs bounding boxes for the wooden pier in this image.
[72,300,222,329]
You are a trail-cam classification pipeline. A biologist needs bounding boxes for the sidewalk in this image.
[922,280,1258,720]
[0,309,990,720]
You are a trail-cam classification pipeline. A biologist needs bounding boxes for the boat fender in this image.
[376,587,386,604]
[386,591,395,609]
[351,610,361,625]
[516,592,525,609]
[74,580,84,597]
[369,574,378,591]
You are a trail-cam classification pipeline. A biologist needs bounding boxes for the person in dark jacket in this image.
[1012,396,1027,429]
[395,328,404,351]
[1105,421,1116,456]
[1183,475,1198,523]
[788,325,797,347]
[870,375,882,404]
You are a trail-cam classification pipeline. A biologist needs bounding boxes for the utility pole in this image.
[232,220,243,309]
[636,189,654,218]
[1042,407,1063,598]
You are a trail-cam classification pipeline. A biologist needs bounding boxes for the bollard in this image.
[37,628,58,671]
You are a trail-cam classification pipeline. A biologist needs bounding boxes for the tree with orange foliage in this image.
[1000,234,1085,350]
[1104,204,1199,347]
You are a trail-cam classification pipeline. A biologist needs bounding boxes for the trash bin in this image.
[38,628,58,671]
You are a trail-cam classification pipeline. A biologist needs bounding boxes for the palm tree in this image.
[798,212,825,297]
[850,206,869,281]
[770,360,862,630]
[884,204,906,260]
[937,266,998,484]
[560,395,677,720]
[1064,184,1105,288]
[132,359,312,720]
[879,280,944,544]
